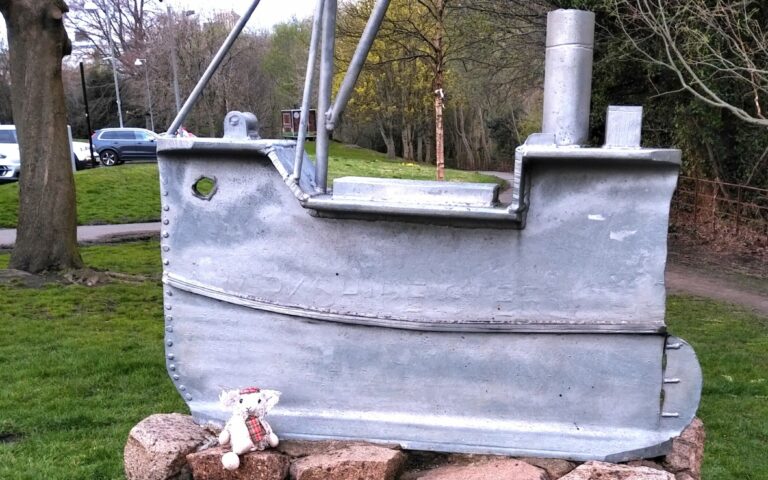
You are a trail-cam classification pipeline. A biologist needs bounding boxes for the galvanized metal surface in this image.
[223,111,260,140]
[162,272,700,461]
[331,177,500,207]
[156,132,700,461]
[156,5,702,463]
[541,10,595,146]
[605,106,643,148]
[158,139,677,333]
[314,0,337,192]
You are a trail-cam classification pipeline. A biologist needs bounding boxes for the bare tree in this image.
[67,0,157,59]
[614,0,768,127]
[0,0,83,272]
[0,44,13,123]
[144,10,277,136]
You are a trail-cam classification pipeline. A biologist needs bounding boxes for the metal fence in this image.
[671,176,768,244]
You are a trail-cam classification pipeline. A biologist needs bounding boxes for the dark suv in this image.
[92,128,158,166]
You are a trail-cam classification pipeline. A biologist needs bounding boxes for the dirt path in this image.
[666,263,768,316]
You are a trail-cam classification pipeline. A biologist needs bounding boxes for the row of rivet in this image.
[161,189,171,265]
[161,188,191,401]
[166,289,189,401]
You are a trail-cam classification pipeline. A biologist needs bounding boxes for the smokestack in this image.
[541,10,595,146]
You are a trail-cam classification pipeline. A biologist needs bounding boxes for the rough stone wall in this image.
[124,414,705,480]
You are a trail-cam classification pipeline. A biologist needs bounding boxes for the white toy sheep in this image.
[217,387,281,470]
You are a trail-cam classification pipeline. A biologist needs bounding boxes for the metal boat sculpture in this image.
[158,2,702,463]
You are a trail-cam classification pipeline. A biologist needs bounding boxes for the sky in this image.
[162,0,316,31]
[0,0,317,45]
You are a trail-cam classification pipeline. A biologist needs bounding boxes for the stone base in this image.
[124,413,217,480]
[124,415,704,480]
[187,447,290,480]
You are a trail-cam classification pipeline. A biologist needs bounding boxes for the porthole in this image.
[192,176,218,200]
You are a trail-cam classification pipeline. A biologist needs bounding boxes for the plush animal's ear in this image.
[261,390,281,411]
[219,389,240,408]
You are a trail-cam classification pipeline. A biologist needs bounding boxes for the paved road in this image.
[480,170,514,183]
[480,170,515,203]
[0,222,161,248]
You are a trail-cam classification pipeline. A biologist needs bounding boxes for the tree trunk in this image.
[455,106,475,170]
[1,0,83,273]
[433,0,445,181]
[377,117,396,159]
[208,111,216,138]
[435,93,445,180]
[478,106,492,170]
[401,124,415,161]
[450,108,461,168]
[416,133,424,163]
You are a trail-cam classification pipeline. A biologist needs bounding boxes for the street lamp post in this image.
[107,47,124,128]
[167,6,196,114]
[84,2,124,128]
[169,5,181,114]
[79,62,96,165]
[135,59,155,131]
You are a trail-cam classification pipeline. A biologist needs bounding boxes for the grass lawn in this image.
[0,164,162,229]
[0,143,502,228]
[306,142,502,184]
[1,243,766,478]
[666,297,768,479]
[0,242,184,479]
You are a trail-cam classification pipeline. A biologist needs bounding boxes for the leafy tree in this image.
[614,0,768,127]
[610,0,768,186]
[262,20,312,112]
[337,0,433,160]
[553,0,768,187]
[335,0,550,170]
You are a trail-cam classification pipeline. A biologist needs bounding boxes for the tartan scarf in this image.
[245,416,266,443]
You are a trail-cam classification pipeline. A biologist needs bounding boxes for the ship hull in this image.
[158,138,701,462]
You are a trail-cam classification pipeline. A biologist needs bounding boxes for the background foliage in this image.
[0,0,764,185]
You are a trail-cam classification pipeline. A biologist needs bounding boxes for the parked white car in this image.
[0,125,20,183]
[72,141,97,165]
[0,125,92,183]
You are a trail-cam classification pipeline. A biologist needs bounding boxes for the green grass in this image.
[2,242,765,478]
[0,242,183,479]
[0,241,163,276]
[0,144,502,228]
[307,142,504,184]
[666,297,768,479]
[0,164,161,228]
